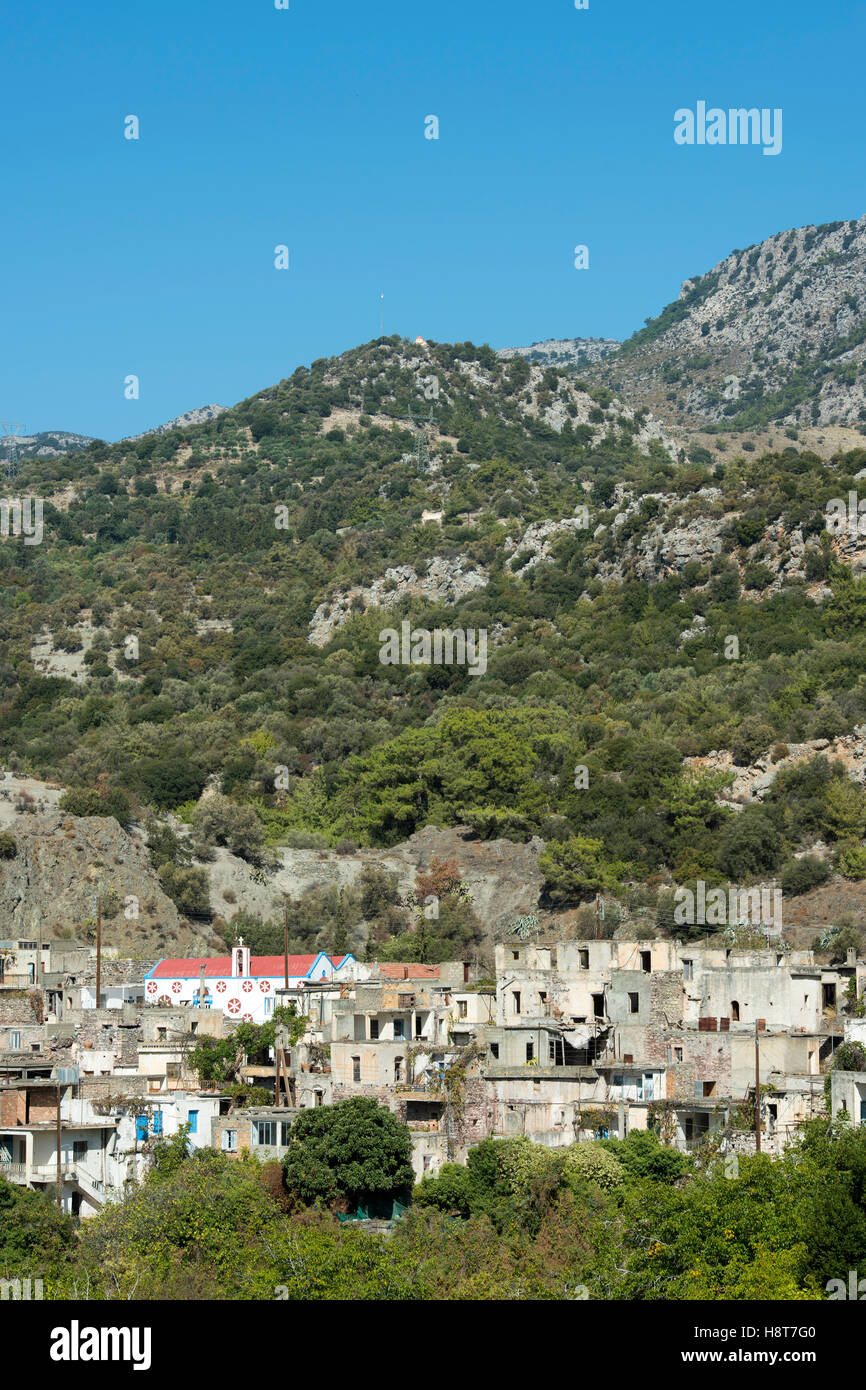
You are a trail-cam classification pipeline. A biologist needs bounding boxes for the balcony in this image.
[0,1161,75,1184]
[0,975,34,990]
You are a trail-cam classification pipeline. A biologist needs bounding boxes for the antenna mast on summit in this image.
[1,422,23,481]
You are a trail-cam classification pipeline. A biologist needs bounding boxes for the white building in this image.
[144,944,357,1024]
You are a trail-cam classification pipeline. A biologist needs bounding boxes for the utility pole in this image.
[95,893,102,1009]
[56,1082,62,1211]
[283,902,289,993]
[595,894,601,941]
[754,1020,761,1153]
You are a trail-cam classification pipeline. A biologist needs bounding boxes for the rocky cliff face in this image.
[589,214,866,430]
[207,825,545,946]
[0,814,221,956]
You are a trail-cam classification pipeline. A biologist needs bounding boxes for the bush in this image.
[837,845,866,880]
[59,785,133,827]
[282,830,328,850]
[562,1141,625,1191]
[0,831,16,858]
[191,794,264,862]
[281,1097,414,1213]
[158,863,211,916]
[832,1042,866,1073]
[780,855,831,896]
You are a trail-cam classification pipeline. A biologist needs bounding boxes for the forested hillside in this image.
[3,335,866,956]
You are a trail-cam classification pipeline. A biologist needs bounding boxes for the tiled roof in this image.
[376,963,441,980]
[148,954,350,980]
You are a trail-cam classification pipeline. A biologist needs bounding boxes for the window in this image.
[264,997,274,1015]
[628,992,639,1014]
[578,949,589,970]
[352,1056,361,1082]
[683,959,693,981]
[280,1122,291,1145]
[394,1057,403,1083]
[73,1140,88,1163]
[613,1075,623,1088]
[187,1110,198,1134]
[512,992,521,1015]
[525,1041,534,1062]
[9,1031,20,1050]
[640,951,651,973]
[674,1046,683,1062]
[489,1043,499,1059]
[221,1129,237,1153]
[28,964,35,984]
[731,1000,740,1022]
[314,1091,323,1107]
[703,1081,716,1097]
[458,1000,468,1019]
[512,950,520,961]
[591,993,604,1019]
[415,1017,423,1038]
[369,1019,379,1040]
[393,1019,405,1040]
[152,1112,163,1136]
[254,1121,277,1147]
[157,1027,167,1040]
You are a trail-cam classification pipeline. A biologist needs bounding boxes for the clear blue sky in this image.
[2,0,864,440]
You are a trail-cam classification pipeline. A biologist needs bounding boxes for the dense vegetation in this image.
[7,1105,866,1300]
[3,337,866,953]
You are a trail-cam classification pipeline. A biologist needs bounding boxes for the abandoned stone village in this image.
[1,928,863,1216]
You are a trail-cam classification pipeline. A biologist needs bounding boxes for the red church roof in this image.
[148,954,349,980]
